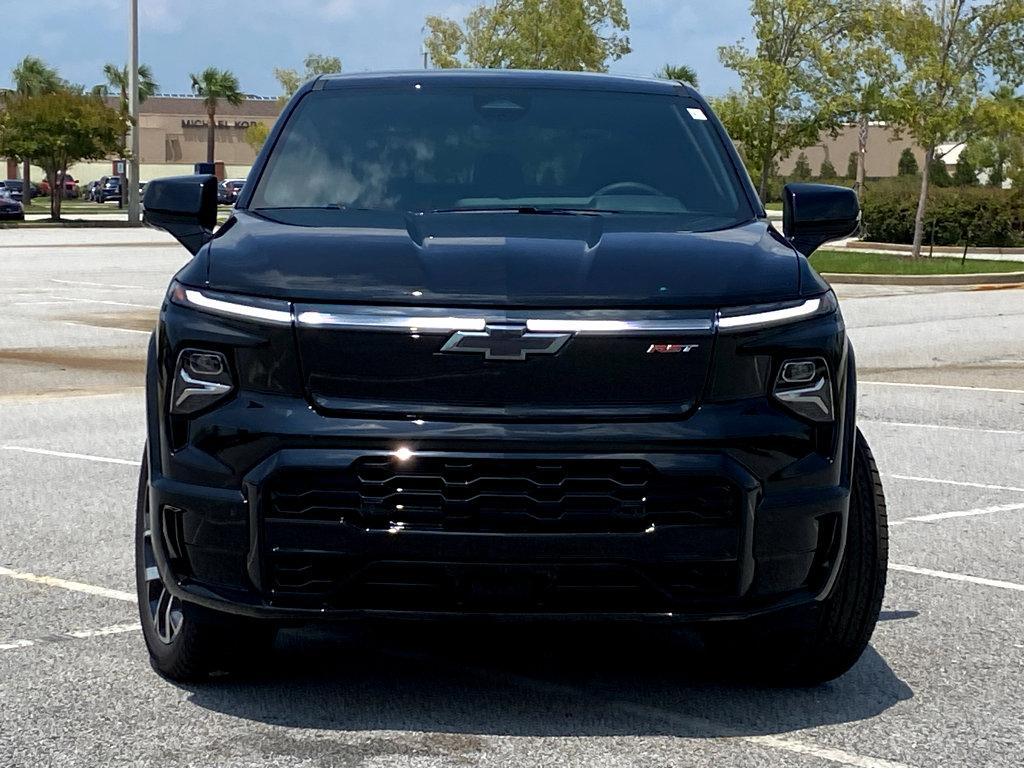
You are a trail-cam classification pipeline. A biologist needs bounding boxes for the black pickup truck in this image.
[138,69,886,684]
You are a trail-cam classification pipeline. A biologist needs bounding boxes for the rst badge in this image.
[646,343,699,353]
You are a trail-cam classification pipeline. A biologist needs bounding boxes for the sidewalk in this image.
[823,238,1024,263]
[0,226,175,248]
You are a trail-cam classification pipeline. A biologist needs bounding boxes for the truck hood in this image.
[204,210,799,308]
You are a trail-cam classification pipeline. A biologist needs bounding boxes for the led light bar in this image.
[170,282,292,325]
[718,298,822,331]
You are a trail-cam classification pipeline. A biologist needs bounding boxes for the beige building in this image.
[4,94,282,183]
[775,123,927,177]
[137,95,280,168]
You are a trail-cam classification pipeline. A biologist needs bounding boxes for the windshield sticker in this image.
[687,107,708,121]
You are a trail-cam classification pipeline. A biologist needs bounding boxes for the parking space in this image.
[1,229,1022,766]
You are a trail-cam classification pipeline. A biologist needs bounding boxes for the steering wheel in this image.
[593,181,665,197]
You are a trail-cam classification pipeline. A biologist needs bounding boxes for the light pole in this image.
[127,0,141,225]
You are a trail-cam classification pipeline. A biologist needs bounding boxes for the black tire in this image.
[706,428,888,685]
[135,454,276,682]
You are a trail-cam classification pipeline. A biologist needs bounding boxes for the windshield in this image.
[250,86,752,228]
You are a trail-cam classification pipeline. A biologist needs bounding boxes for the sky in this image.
[0,0,750,98]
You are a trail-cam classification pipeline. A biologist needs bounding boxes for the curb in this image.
[846,241,1024,257]
[822,271,1024,286]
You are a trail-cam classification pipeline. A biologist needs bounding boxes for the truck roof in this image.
[315,69,697,97]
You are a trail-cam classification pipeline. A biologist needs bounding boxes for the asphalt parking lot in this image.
[1,228,1022,767]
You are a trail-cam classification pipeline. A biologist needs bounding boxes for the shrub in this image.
[929,157,953,187]
[953,156,978,186]
[819,158,838,178]
[792,152,812,180]
[898,148,919,176]
[846,151,858,179]
[861,182,1024,247]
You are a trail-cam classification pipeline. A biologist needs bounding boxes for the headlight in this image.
[170,348,233,414]
[168,280,291,325]
[718,291,837,332]
[772,357,833,421]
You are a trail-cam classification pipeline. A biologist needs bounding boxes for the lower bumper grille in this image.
[266,555,739,612]
[266,457,738,533]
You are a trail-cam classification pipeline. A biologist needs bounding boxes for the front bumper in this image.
[146,397,855,623]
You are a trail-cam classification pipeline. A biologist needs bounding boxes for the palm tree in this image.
[11,56,63,206]
[96,63,158,160]
[656,64,698,88]
[189,67,243,164]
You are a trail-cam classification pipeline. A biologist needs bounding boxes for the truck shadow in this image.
[181,619,913,740]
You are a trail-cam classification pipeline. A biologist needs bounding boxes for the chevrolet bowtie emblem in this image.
[440,323,570,361]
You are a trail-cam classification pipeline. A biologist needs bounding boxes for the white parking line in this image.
[1,446,138,466]
[11,301,74,306]
[0,566,136,603]
[0,623,139,654]
[861,380,1024,395]
[863,419,1024,436]
[884,473,1024,494]
[891,564,1024,593]
[0,639,35,651]
[892,502,1024,525]
[66,622,141,639]
[60,296,156,309]
[50,278,147,290]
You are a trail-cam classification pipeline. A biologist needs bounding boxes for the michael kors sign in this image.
[181,119,260,130]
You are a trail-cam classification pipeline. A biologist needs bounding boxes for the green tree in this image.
[656,63,698,87]
[952,154,978,185]
[717,0,859,200]
[424,0,630,71]
[792,152,812,179]
[189,67,244,165]
[968,85,1024,186]
[10,56,64,207]
[274,53,342,100]
[846,151,858,178]
[897,147,919,175]
[244,122,270,153]
[94,63,158,158]
[881,0,1024,256]
[0,90,121,220]
[819,157,838,177]
[831,5,898,198]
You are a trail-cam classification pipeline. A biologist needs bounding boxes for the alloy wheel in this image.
[142,528,183,645]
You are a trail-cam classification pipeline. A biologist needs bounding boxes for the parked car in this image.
[0,189,25,220]
[223,178,247,200]
[140,70,883,685]
[0,180,25,202]
[85,181,102,202]
[98,176,122,203]
[216,181,232,205]
[35,176,79,199]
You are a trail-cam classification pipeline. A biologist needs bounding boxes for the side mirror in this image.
[782,183,860,256]
[143,175,219,255]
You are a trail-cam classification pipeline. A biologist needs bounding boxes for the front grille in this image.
[265,457,738,533]
[265,554,739,611]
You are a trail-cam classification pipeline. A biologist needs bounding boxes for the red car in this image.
[37,176,80,198]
